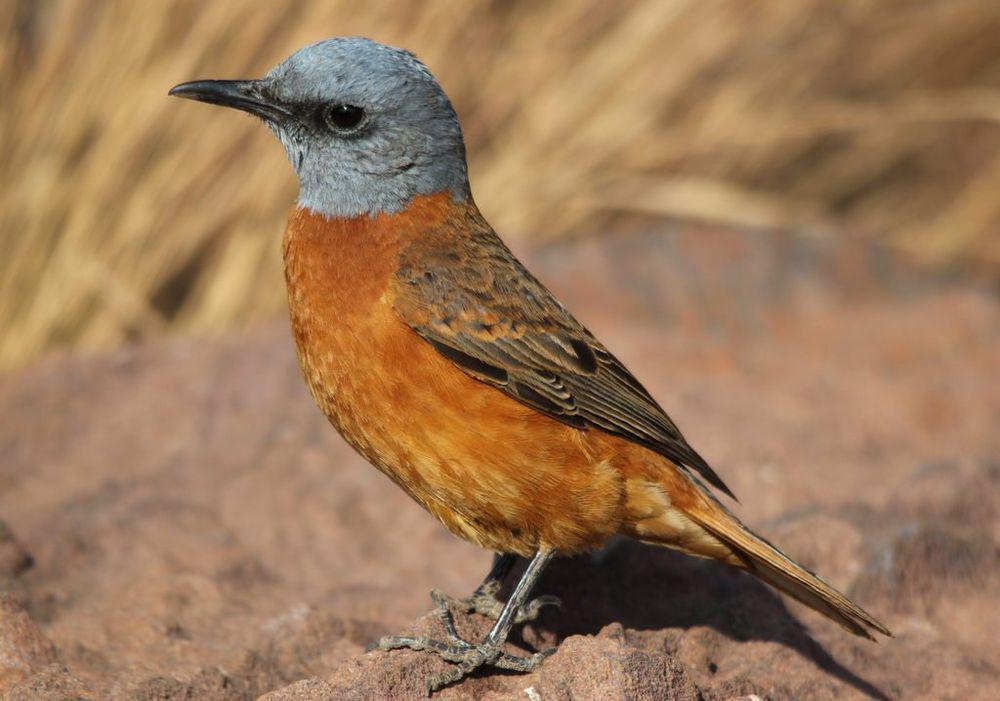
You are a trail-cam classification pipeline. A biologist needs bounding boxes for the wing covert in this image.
[393,221,735,500]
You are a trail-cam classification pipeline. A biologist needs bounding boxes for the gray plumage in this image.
[261,37,469,217]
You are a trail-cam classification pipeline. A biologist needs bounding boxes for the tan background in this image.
[2,0,999,369]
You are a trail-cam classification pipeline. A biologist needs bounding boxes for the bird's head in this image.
[170,37,470,218]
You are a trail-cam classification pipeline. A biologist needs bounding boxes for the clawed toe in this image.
[432,585,560,624]
[494,645,557,671]
[373,631,553,695]
[371,633,472,659]
[422,646,555,694]
[370,588,558,695]
[371,550,558,694]
[515,594,562,623]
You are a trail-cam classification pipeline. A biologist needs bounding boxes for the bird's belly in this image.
[289,300,626,556]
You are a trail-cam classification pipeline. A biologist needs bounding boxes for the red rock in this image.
[0,228,996,699]
[0,523,32,580]
[0,664,93,701]
[0,594,58,691]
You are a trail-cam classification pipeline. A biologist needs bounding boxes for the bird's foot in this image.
[369,601,556,695]
[431,581,561,624]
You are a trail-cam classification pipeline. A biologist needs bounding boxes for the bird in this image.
[170,36,891,694]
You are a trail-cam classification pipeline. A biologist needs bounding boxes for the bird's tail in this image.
[682,496,892,640]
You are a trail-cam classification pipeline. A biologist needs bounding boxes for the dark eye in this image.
[324,104,365,132]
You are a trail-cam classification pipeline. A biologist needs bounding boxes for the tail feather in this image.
[686,502,892,640]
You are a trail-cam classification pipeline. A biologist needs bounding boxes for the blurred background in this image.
[2,0,999,370]
[2,3,999,698]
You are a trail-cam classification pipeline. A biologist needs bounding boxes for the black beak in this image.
[168,79,292,122]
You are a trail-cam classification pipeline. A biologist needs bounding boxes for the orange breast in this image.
[281,193,629,555]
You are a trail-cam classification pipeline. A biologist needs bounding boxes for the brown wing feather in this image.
[393,214,736,500]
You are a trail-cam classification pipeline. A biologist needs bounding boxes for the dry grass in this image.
[2,0,999,368]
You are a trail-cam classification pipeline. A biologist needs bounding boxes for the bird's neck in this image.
[281,191,469,320]
[281,191,477,432]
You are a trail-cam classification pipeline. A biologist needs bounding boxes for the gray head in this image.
[170,37,470,218]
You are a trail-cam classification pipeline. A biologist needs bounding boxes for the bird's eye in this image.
[324,104,365,132]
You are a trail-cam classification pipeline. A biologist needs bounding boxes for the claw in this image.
[371,590,554,694]
[375,631,550,695]
[372,551,559,694]
[517,594,562,623]
[425,667,462,697]
[433,586,560,624]
[430,590,466,644]
[495,646,557,671]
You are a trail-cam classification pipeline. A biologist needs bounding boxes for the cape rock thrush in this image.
[170,36,890,694]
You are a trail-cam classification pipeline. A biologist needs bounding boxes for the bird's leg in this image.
[432,552,561,624]
[372,548,559,695]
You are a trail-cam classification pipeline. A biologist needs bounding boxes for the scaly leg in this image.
[432,553,560,623]
[372,548,559,695]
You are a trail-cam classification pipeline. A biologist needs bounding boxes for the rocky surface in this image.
[0,223,997,699]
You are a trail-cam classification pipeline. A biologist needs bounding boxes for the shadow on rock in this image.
[497,539,891,700]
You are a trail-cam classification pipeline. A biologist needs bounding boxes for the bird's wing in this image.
[392,221,736,500]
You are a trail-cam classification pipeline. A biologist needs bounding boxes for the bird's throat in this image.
[282,191,461,318]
